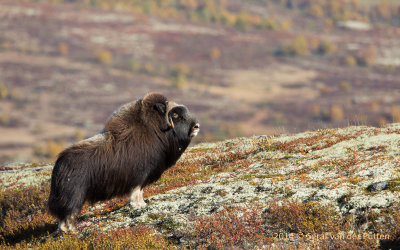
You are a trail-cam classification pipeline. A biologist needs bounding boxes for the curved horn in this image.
[166,101,178,129]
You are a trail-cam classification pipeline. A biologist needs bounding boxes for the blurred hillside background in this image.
[0,0,400,165]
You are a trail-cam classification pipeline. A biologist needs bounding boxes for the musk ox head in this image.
[142,92,199,143]
[147,98,200,140]
[168,103,200,140]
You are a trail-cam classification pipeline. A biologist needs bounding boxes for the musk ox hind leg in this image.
[55,202,83,234]
[49,150,91,234]
[49,174,87,233]
[58,213,78,234]
[59,220,68,233]
[65,213,78,234]
[129,186,146,208]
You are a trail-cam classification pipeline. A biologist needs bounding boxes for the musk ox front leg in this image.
[129,186,146,208]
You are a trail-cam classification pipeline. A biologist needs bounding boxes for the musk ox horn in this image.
[166,101,178,129]
[143,93,176,131]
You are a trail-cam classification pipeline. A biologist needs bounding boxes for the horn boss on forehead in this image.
[48,92,199,233]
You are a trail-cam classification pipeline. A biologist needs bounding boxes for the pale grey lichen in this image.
[0,163,52,189]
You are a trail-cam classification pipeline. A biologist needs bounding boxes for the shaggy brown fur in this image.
[48,93,199,233]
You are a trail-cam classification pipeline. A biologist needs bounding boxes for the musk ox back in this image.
[48,92,199,233]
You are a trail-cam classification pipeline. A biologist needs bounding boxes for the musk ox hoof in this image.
[59,219,78,234]
[130,200,146,209]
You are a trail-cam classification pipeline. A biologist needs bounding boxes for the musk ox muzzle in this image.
[48,92,199,233]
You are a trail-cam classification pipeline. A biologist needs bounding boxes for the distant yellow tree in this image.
[143,62,154,74]
[309,38,320,50]
[74,129,84,141]
[327,1,344,20]
[376,2,392,20]
[0,82,8,99]
[378,117,387,127]
[324,18,334,33]
[235,13,248,31]
[33,140,65,158]
[391,106,400,122]
[284,36,310,56]
[309,4,324,17]
[343,56,357,66]
[317,40,337,55]
[312,104,321,117]
[131,60,141,72]
[171,64,189,89]
[339,81,351,92]
[0,41,10,50]
[330,105,344,122]
[259,17,277,30]
[357,46,377,66]
[280,20,292,31]
[220,10,236,26]
[210,47,221,61]
[0,113,10,125]
[58,43,69,55]
[46,140,64,158]
[95,49,113,65]
[370,100,379,112]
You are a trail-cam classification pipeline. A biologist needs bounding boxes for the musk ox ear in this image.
[154,102,174,131]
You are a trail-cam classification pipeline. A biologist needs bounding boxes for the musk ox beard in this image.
[48,92,200,233]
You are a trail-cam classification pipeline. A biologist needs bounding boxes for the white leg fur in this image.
[66,214,78,234]
[58,214,77,234]
[138,189,146,207]
[59,220,68,233]
[129,186,146,208]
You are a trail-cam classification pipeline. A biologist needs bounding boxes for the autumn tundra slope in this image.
[1,124,400,248]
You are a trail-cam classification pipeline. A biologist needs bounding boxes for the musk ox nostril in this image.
[190,123,200,138]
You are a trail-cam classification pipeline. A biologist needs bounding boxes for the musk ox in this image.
[48,92,199,233]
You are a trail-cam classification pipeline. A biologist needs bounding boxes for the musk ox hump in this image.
[103,92,173,137]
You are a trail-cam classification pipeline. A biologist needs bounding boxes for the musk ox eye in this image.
[172,113,179,119]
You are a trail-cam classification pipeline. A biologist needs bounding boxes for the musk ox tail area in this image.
[48,149,88,221]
